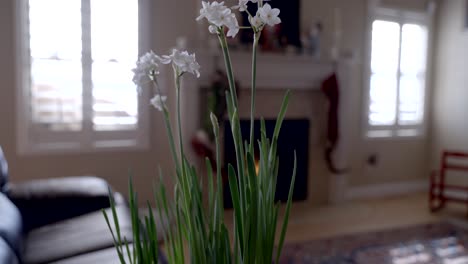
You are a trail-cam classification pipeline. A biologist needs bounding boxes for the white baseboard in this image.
[346,180,428,200]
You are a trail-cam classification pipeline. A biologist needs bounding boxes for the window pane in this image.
[92,62,138,131]
[29,0,82,131]
[29,0,82,60]
[31,59,82,131]
[91,0,139,131]
[398,24,427,125]
[90,0,138,62]
[400,24,428,75]
[369,20,400,127]
[399,75,425,125]
[371,20,400,74]
[369,73,398,125]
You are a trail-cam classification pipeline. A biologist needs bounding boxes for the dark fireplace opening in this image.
[223,119,309,208]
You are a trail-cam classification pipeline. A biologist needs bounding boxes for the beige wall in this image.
[381,0,430,11]
[299,0,431,189]
[0,0,434,205]
[301,0,366,62]
[431,0,468,184]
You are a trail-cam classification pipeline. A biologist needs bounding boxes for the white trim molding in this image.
[346,180,428,200]
[196,51,334,90]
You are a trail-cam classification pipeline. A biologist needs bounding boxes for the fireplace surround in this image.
[182,50,358,204]
[223,119,310,208]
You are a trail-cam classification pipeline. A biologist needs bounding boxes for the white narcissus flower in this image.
[132,51,170,90]
[197,1,239,38]
[233,0,248,12]
[208,25,218,34]
[249,14,263,30]
[150,94,167,111]
[212,8,233,27]
[197,1,228,26]
[225,13,239,38]
[197,1,227,20]
[258,3,281,27]
[164,49,201,78]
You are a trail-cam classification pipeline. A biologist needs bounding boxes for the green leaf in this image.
[276,151,297,264]
[123,237,134,264]
[272,90,291,141]
[227,164,244,256]
[102,208,127,264]
[128,179,143,263]
[147,202,159,263]
[206,158,215,225]
[225,92,234,121]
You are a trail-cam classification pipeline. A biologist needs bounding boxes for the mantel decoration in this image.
[104,1,297,263]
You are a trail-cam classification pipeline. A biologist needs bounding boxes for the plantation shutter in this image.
[367,13,429,137]
[29,0,83,131]
[25,0,144,151]
[368,20,400,126]
[397,23,428,125]
[90,0,139,131]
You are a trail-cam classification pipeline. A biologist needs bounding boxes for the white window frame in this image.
[363,6,433,139]
[15,0,151,155]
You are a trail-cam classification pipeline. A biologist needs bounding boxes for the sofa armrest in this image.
[8,176,114,232]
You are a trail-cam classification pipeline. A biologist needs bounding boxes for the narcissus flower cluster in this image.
[132,49,200,111]
[198,1,281,36]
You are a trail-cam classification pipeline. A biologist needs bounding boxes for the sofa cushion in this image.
[49,245,168,264]
[10,176,110,198]
[0,193,23,258]
[10,176,112,231]
[48,246,132,264]
[0,238,19,264]
[0,146,9,193]
[23,205,133,264]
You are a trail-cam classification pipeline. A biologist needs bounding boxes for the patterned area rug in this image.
[279,221,468,264]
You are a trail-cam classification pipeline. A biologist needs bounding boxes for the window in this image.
[366,9,429,138]
[16,0,149,153]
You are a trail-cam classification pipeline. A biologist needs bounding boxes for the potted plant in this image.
[104,1,296,263]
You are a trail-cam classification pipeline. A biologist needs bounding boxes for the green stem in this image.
[173,70,195,260]
[250,32,260,151]
[218,32,238,108]
[218,30,248,260]
[175,70,185,163]
[210,114,223,227]
[154,77,193,254]
[245,9,254,19]
[153,81,180,170]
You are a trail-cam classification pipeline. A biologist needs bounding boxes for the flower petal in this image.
[209,25,218,34]
[271,8,280,17]
[150,94,167,111]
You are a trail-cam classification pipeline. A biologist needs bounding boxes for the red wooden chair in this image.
[429,151,468,214]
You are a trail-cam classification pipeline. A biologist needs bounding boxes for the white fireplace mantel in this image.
[197,50,335,90]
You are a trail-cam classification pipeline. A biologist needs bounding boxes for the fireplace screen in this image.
[223,119,309,208]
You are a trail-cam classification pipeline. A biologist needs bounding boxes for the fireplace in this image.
[186,51,357,204]
[223,119,309,208]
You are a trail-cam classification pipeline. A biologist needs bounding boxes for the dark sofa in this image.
[0,147,139,264]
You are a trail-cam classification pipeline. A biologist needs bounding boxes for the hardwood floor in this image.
[224,192,468,244]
